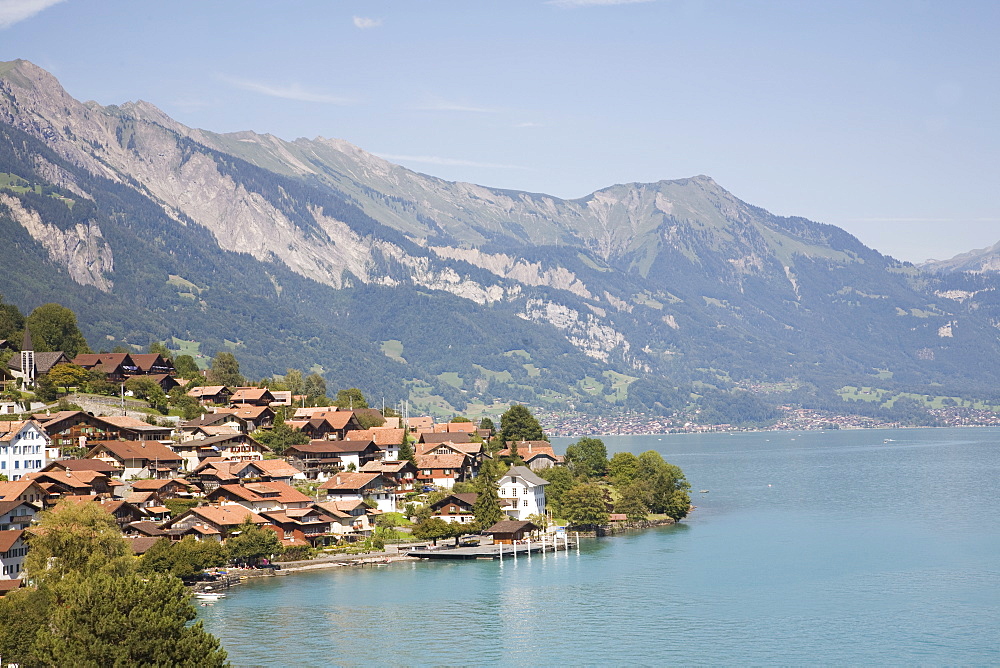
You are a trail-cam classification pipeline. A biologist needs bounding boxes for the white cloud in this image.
[353,16,382,29]
[546,0,653,7]
[377,153,528,170]
[0,0,66,29]
[220,76,356,104]
[514,121,543,128]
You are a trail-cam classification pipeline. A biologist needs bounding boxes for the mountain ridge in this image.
[2,58,1000,417]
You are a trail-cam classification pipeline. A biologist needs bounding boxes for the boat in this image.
[699,490,709,493]
[195,592,226,601]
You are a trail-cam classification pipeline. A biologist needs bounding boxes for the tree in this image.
[168,387,204,420]
[479,417,495,433]
[285,368,304,397]
[304,373,328,404]
[125,376,168,413]
[614,482,651,521]
[411,517,454,546]
[334,387,367,409]
[253,418,309,457]
[0,500,228,667]
[47,362,88,393]
[33,374,59,401]
[609,451,641,487]
[141,537,226,581]
[0,294,25,342]
[636,451,691,521]
[399,439,416,465]
[25,303,90,357]
[472,465,505,530]
[499,404,546,443]
[561,482,610,528]
[207,351,245,387]
[450,416,472,423]
[173,354,200,379]
[148,340,171,357]
[225,518,281,566]
[538,465,577,517]
[565,437,609,479]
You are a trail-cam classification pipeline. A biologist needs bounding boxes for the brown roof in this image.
[0,479,47,500]
[446,422,478,433]
[88,440,182,463]
[369,428,406,446]
[0,579,22,594]
[215,405,273,420]
[208,481,311,505]
[187,386,230,398]
[126,535,162,555]
[185,504,268,528]
[419,432,472,444]
[243,459,302,479]
[0,529,24,552]
[319,472,388,492]
[42,459,120,474]
[230,387,274,404]
[414,453,467,470]
[486,520,538,534]
[125,520,166,536]
[0,420,46,442]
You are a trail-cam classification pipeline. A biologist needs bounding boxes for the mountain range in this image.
[1,59,999,418]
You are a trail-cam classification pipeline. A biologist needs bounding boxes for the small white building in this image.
[498,465,548,521]
[0,420,50,481]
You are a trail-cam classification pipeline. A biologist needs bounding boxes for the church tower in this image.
[20,328,34,387]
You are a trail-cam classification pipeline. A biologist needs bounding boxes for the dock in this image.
[407,536,575,560]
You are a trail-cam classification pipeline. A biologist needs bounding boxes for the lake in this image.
[200,427,1000,666]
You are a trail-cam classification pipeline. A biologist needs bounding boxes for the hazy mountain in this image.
[2,58,999,416]
[920,241,1000,274]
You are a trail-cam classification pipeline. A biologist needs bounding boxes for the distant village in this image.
[0,328,569,592]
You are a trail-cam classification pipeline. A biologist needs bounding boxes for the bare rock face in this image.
[0,192,113,291]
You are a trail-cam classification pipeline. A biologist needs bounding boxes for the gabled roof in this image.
[359,460,416,475]
[130,353,174,373]
[98,416,172,435]
[486,520,538,534]
[183,433,269,451]
[414,453,468,470]
[369,428,406,446]
[26,469,108,489]
[9,351,70,375]
[0,500,36,517]
[180,413,236,428]
[430,493,478,511]
[0,479,47,500]
[170,504,268,529]
[207,481,311,505]
[87,440,182,463]
[419,431,473,444]
[42,459,120,474]
[240,459,302,479]
[187,385,231,399]
[500,465,549,487]
[127,535,162,555]
[125,520,166,536]
[215,405,274,420]
[0,529,24,552]
[130,478,191,492]
[319,472,390,492]
[0,419,47,443]
[293,440,377,455]
[230,387,275,404]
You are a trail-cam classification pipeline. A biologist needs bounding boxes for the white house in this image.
[0,420,50,481]
[498,465,548,521]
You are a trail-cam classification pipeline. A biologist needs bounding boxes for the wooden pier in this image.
[407,536,576,560]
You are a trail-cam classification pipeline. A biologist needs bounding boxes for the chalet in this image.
[418,440,484,473]
[130,353,176,376]
[230,387,276,406]
[0,530,27,579]
[143,374,181,393]
[345,427,407,460]
[419,431,473,444]
[233,458,305,485]
[314,499,377,537]
[500,441,561,471]
[126,535,163,556]
[85,440,183,479]
[81,497,146,527]
[0,500,39,531]
[485,519,539,544]
[161,505,270,542]
[0,419,50,481]
[214,404,274,430]
[36,411,170,455]
[319,472,397,513]
[71,352,139,382]
[285,439,380,478]
[414,453,472,490]
[359,460,418,492]
[289,411,363,441]
[406,416,433,433]
[187,385,233,406]
[178,412,250,440]
[25,469,113,499]
[0,479,48,506]
[259,507,335,547]
[172,433,270,471]
[40,458,120,478]
[123,520,167,538]
[128,478,197,501]
[430,493,478,524]
[187,459,240,492]
[498,466,548,521]
[268,391,293,407]
[205,481,312,513]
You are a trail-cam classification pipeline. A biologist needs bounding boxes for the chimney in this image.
[336,476,341,485]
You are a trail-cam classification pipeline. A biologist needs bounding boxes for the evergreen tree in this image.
[473,464,504,529]
[148,340,171,357]
[173,354,200,379]
[0,294,25,342]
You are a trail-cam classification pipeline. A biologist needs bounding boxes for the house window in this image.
[511,487,517,496]
[522,500,528,507]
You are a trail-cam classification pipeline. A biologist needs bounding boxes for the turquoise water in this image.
[200,428,1000,666]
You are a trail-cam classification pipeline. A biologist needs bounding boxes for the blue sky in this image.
[2,0,998,263]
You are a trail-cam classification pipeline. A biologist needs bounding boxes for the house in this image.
[71,352,139,382]
[313,499,377,537]
[234,458,305,485]
[500,441,561,471]
[161,505,271,542]
[268,391,292,407]
[414,453,472,490]
[36,411,170,456]
[0,479,48,506]
[319,472,397,513]
[25,469,113,499]
[406,416,433,433]
[498,466,548,521]
[213,405,274,430]
[187,459,240,492]
[186,385,233,406]
[0,419,50,481]
[259,507,335,547]
[430,493,478,524]
[0,499,39,531]
[85,440,183,480]
[172,433,270,471]
[129,353,176,377]
[347,427,407,460]
[127,478,197,501]
[205,481,312,513]
[359,460,418,492]
[143,373,181,393]
[289,411,363,441]
[286,439,380,474]
[0,530,27,579]
[419,431,473,445]
[229,387,276,406]
[40,458,120,478]
[178,412,249,440]
[485,519,539,544]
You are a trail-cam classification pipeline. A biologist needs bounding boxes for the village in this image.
[0,331,582,592]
